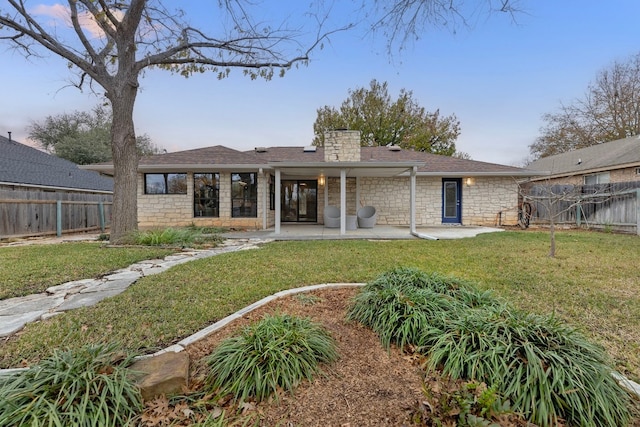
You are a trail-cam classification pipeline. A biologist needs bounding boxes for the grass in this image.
[0,243,174,300]
[0,230,638,389]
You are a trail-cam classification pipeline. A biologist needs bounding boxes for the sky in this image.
[1,1,640,166]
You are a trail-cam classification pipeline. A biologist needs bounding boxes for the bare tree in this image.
[366,0,522,53]
[530,52,640,159]
[519,181,626,257]
[0,0,343,242]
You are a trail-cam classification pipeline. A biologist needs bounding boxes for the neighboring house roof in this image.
[0,135,113,192]
[527,135,640,178]
[86,145,536,178]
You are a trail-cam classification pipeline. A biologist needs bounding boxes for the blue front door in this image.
[442,178,462,224]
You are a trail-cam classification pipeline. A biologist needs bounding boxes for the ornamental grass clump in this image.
[347,267,503,350]
[0,342,142,427]
[420,306,631,427]
[349,267,631,427]
[205,314,338,403]
[122,227,222,247]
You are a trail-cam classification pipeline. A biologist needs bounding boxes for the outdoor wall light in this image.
[465,177,474,186]
[318,175,325,186]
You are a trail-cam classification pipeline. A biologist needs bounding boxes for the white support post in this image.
[275,169,281,234]
[261,168,267,230]
[410,166,417,234]
[340,169,347,235]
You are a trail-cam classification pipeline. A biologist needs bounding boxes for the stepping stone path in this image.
[0,238,267,338]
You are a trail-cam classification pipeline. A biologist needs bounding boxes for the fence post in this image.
[98,202,105,233]
[56,200,62,237]
[636,189,640,236]
[576,201,582,227]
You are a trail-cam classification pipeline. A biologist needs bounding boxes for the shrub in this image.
[349,267,631,427]
[0,342,142,427]
[205,314,338,403]
[347,267,503,350]
[421,306,631,427]
[121,227,222,247]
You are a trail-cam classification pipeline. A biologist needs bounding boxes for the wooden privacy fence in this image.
[526,186,640,235]
[0,192,112,239]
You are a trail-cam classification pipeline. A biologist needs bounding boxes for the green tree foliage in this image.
[530,52,640,159]
[313,79,461,155]
[28,105,159,165]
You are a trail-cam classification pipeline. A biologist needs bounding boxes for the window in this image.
[194,173,219,217]
[145,173,187,194]
[269,175,275,211]
[583,172,610,185]
[231,172,257,217]
[636,167,640,175]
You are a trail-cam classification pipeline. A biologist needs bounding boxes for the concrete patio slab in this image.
[221,225,504,241]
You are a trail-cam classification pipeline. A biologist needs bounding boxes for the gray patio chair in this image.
[357,206,377,228]
[324,205,340,228]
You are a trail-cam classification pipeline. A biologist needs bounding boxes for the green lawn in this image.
[1,231,639,384]
[0,243,175,300]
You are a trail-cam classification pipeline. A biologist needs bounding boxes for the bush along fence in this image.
[0,194,112,239]
[523,184,640,235]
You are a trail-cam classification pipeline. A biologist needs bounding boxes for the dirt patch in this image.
[142,287,638,426]
[182,287,423,426]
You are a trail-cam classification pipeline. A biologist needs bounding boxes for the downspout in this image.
[275,169,281,235]
[340,168,346,235]
[409,167,439,240]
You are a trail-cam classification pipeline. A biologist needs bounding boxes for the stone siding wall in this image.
[324,130,361,162]
[326,177,358,215]
[326,176,519,226]
[462,177,519,226]
[138,172,264,229]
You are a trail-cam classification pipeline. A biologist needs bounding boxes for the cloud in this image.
[31,3,122,38]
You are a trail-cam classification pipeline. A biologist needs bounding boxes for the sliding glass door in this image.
[282,180,317,222]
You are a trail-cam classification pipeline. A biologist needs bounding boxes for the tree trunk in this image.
[108,84,140,244]
[548,218,556,257]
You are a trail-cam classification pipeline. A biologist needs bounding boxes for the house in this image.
[525,135,640,187]
[0,134,113,238]
[522,135,640,234]
[85,130,539,234]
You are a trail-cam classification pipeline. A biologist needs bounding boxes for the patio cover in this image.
[270,160,425,235]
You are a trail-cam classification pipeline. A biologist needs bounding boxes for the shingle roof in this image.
[246,146,534,175]
[0,136,113,192]
[527,135,640,176]
[139,145,265,166]
[96,144,537,177]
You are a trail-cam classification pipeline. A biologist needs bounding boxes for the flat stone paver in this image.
[0,311,47,337]
[0,239,263,338]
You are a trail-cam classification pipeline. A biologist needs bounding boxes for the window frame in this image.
[193,173,220,217]
[231,172,258,218]
[144,173,187,194]
[583,172,610,185]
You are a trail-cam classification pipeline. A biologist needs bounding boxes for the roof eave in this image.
[416,171,545,177]
[82,164,273,174]
[270,161,425,168]
[0,180,113,194]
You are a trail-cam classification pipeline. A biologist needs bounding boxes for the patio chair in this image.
[324,205,340,228]
[357,206,377,228]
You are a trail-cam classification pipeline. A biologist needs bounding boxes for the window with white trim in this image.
[583,172,610,185]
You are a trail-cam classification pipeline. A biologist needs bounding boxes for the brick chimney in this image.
[323,130,361,162]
